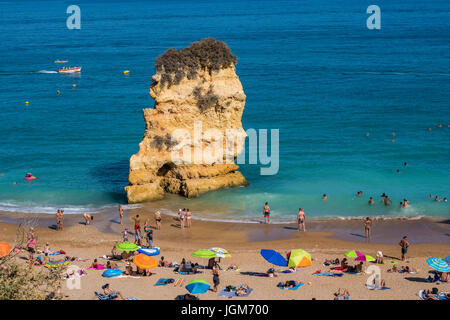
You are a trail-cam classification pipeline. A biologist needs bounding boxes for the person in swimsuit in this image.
[102,283,123,300]
[399,236,409,261]
[118,205,124,226]
[155,211,161,230]
[263,202,270,224]
[403,199,409,208]
[180,209,186,229]
[146,228,153,248]
[186,209,192,228]
[122,228,129,242]
[356,191,362,197]
[26,235,37,261]
[364,217,372,242]
[135,226,142,246]
[212,263,220,293]
[56,210,62,231]
[382,196,392,206]
[297,208,306,232]
[133,214,141,232]
[83,213,93,225]
[322,194,327,201]
[434,196,441,202]
[368,197,374,205]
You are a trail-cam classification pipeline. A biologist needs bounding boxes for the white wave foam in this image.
[0,201,122,215]
[37,70,57,74]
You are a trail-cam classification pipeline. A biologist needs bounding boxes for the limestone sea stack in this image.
[125,38,249,203]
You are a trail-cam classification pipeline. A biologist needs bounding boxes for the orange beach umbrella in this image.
[133,253,157,269]
[0,242,12,257]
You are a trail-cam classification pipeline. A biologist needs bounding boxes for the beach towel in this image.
[278,282,304,290]
[280,269,297,274]
[315,272,344,277]
[155,278,174,286]
[95,292,113,300]
[174,278,185,287]
[218,288,253,298]
[125,297,139,300]
[366,284,390,290]
[114,275,141,279]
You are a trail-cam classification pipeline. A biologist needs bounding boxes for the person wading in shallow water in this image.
[297,208,306,232]
[263,202,271,224]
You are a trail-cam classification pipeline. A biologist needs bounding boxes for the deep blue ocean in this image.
[0,0,449,221]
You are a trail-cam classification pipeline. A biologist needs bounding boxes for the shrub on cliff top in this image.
[155,38,237,87]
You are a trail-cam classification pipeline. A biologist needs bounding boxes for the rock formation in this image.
[125,38,248,203]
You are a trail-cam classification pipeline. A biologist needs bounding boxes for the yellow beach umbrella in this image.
[288,249,312,268]
[133,253,157,269]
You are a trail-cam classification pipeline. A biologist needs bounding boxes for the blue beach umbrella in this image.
[260,249,288,267]
[185,280,210,294]
[445,256,450,264]
[426,257,450,272]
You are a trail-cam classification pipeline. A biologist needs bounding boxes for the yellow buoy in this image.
[57,90,60,95]
[25,101,29,105]
[123,70,130,75]
[72,84,77,87]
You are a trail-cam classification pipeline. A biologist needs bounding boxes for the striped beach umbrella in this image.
[45,259,69,268]
[116,242,139,252]
[185,280,210,294]
[209,248,231,258]
[445,256,450,264]
[426,257,450,272]
[355,254,375,262]
[0,242,11,257]
[344,250,364,258]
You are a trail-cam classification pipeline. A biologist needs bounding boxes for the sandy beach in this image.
[1,209,448,300]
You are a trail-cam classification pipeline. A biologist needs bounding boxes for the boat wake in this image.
[36,70,57,74]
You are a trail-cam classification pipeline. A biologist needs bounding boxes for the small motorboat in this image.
[54,59,68,63]
[58,66,81,74]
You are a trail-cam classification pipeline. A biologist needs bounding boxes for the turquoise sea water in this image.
[0,0,449,220]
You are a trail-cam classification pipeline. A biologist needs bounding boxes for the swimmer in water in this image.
[404,162,407,166]
[444,197,448,203]
[437,124,442,128]
[403,199,409,208]
[429,194,433,198]
[25,173,38,180]
[382,196,392,206]
[434,196,441,202]
[356,191,362,197]
[368,197,374,205]
[396,169,401,173]
[322,194,327,201]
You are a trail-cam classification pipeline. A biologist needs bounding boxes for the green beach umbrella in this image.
[288,249,312,268]
[192,249,217,259]
[344,250,363,258]
[116,242,139,252]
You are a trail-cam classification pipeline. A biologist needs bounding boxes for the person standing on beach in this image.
[180,209,186,229]
[122,228,129,242]
[135,226,142,246]
[133,214,141,232]
[186,209,192,228]
[399,236,409,261]
[118,205,124,226]
[263,202,271,224]
[297,208,306,232]
[155,211,161,230]
[364,217,372,242]
[56,210,61,231]
[26,233,36,262]
[212,263,220,293]
[146,228,153,248]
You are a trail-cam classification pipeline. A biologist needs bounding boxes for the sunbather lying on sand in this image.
[227,264,239,271]
[323,258,340,266]
[422,288,439,300]
[236,284,251,296]
[334,288,350,300]
[106,261,118,269]
[278,280,298,289]
[124,263,138,276]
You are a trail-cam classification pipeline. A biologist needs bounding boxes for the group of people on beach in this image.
[178,208,192,229]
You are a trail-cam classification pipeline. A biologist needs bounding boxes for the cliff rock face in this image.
[125,39,248,203]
